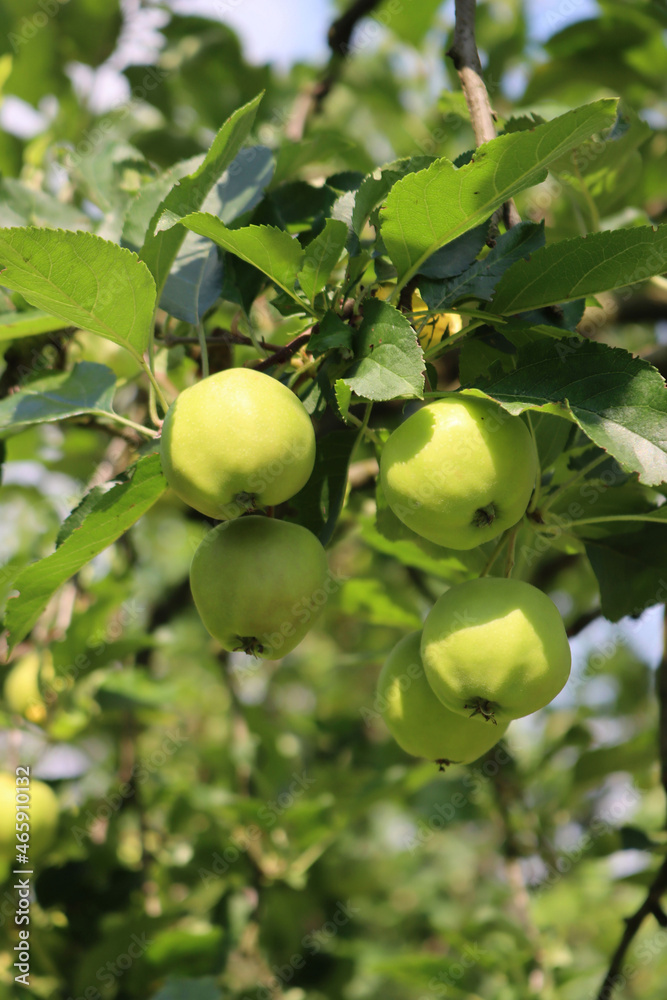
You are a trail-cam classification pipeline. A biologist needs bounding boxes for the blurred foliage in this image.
[1,1,667,999]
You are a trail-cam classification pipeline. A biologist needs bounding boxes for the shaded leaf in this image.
[169,216,305,306]
[584,525,667,621]
[286,429,358,546]
[309,311,353,356]
[0,362,117,438]
[139,93,263,297]
[420,221,545,309]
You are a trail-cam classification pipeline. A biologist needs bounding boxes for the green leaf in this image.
[0,229,156,363]
[309,310,353,356]
[298,219,348,304]
[0,309,70,342]
[336,577,422,629]
[96,668,178,710]
[159,236,222,326]
[334,379,353,420]
[171,216,305,307]
[584,525,667,621]
[138,93,263,298]
[574,731,658,783]
[465,337,667,487]
[352,156,435,237]
[419,221,545,309]
[0,177,92,231]
[0,362,117,438]
[122,157,199,252]
[271,133,356,188]
[159,146,275,324]
[417,222,490,281]
[380,99,618,287]
[4,453,166,653]
[286,429,358,546]
[492,225,667,314]
[377,0,443,46]
[337,298,425,403]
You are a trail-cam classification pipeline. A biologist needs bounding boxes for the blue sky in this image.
[164,0,601,67]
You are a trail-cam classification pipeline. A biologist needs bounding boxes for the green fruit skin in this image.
[421,578,571,725]
[160,368,316,520]
[0,773,59,861]
[380,394,538,550]
[4,652,43,716]
[190,516,330,659]
[377,631,509,764]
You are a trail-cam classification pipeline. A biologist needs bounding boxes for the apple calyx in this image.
[233,492,258,514]
[464,697,498,724]
[435,758,459,771]
[472,503,497,528]
[234,636,265,656]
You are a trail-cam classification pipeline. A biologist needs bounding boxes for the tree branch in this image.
[594,610,667,1000]
[250,331,313,372]
[595,856,667,1000]
[160,327,283,353]
[286,0,382,140]
[447,0,521,229]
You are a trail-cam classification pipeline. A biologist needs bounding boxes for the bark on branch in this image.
[447,0,521,230]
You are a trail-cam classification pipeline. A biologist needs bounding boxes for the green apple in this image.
[380,393,538,549]
[190,516,330,658]
[4,652,46,722]
[421,578,571,725]
[160,367,316,520]
[377,631,509,767]
[0,772,59,863]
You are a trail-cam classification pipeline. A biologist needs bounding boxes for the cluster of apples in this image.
[377,396,571,767]
[161,369,571,769]
[161,368,331,658]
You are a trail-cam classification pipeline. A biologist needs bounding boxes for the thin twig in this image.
[447,0,521,229]
[196,322,210,378]
[251,331,313,372]
[160,328,283,353]
[504,524,519,578]
[595,857,667,1000]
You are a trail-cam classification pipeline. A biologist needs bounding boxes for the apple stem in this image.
[480,532,507,576]
[504,524,519,578]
